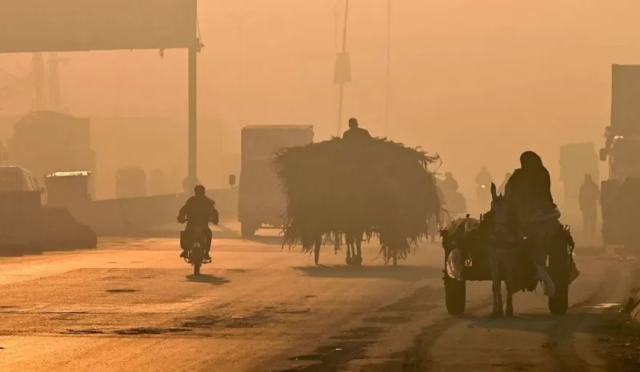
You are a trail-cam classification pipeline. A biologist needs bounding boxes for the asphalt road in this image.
[0,230,635,372]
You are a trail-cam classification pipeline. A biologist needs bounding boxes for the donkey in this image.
[487,182,520,317]
[509,190,563,297]
[345,230,364,266]
[304,229,364,266]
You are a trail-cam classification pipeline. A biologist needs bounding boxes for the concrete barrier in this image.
[65,188,238,236]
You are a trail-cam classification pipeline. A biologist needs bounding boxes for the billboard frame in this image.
[0,0,202,190]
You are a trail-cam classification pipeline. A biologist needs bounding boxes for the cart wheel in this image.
[444,274,466,315]
[548,238,570,315]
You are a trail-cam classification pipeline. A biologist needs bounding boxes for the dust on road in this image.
[0,238,636,372]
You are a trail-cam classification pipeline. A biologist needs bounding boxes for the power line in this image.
[336,0,350,136]
[384,0,391,138]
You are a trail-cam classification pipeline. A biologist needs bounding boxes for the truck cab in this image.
[239,125,314,237]
[599,65,640,248]
[601,136,640,181]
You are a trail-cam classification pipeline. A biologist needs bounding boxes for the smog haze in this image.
[1,0,637,196]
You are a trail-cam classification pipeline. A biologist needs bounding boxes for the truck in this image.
[45,171,92,206]
[42,171,97,249]
[599,65,640,251]
[0,166,97,252]
[239,125,314,237]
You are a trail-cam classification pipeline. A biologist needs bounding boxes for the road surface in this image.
[0,232,635,371]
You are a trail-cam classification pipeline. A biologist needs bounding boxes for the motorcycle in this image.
[179,222,212,275]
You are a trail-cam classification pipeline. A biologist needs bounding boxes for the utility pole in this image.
[32,52,46,110]
[335,0,351,136]
[47,52,63,112]
[188,1,200,191]
[384,0,391,137]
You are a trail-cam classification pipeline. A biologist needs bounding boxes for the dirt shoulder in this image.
[594,299,640,371]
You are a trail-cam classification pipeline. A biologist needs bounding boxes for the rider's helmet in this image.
[348,118,358,129]
[194,185,205,196]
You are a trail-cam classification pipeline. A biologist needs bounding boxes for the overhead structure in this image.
[0,0,197,53]
[0,0,201,190]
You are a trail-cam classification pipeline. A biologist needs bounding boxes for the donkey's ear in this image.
[490,182,498,200]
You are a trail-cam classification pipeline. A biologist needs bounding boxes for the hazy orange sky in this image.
[2,0,640,194]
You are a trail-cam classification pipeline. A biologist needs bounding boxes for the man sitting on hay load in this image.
[343,118,371,141]
[273,133,441,266]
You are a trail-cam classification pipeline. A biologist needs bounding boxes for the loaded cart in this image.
[440,215,576,316]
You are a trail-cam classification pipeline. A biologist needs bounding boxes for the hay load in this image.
[272,137,441,263]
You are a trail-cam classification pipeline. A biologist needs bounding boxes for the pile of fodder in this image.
[273,137,441,259]
[378,231,412,265]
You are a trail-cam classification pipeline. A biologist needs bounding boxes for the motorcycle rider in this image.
[441,172,459,193]
[475,166,493,204]
[177,185,219,260]
[439,172,467,215]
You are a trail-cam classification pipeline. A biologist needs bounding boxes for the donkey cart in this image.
[441,216,575,316]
